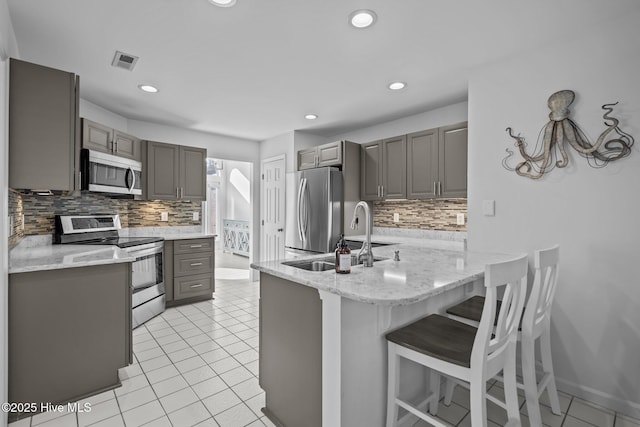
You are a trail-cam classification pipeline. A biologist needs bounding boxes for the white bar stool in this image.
[445,245,562,426]
[385,254,528,427]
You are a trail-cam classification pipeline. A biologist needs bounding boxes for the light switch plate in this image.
[482,200,495,216]
[393,213,400,223]
[160,212,169,222]
[456,213,465,225]
[193,212,199,221]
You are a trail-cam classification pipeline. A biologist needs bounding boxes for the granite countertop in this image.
[251,240,517,306]
[9,243,135,274]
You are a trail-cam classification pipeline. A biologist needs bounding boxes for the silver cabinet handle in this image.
[433,182,437,195]
[190,244,203,248]
[381,186,384,198]
[114,140,118,153]
[176,187,180,198]
[190,284,203,288]
[438,181,442,196]
[190,262,203,266]
[377,185,380,198]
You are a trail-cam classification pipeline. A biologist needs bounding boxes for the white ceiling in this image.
[7,0,639,141]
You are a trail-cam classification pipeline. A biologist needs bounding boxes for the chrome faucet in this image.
[350,201,374,267]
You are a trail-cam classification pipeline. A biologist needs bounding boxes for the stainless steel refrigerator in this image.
[285,167,343,253]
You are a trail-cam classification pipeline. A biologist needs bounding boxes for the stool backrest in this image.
[472,254,528,372]
[522,245,560,338]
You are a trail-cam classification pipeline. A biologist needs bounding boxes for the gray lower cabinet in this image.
[146,141,206,201]
[9,58,80,191]
[81,118,141,161]
[259,272,322,427]
[166,237,215,306]
[360,136,407,200]
[9,263,132,418]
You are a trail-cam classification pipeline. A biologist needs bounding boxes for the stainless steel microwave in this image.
[81,149,142,195]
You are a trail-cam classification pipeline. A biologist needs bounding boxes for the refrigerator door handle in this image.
[300,178,309,241]
[297,178,305,241]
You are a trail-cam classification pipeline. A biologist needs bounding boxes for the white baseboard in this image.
[555,377,640,420]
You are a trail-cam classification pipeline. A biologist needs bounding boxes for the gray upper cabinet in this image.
[179,145,207,201]
[438,122,468,198]
[82,118,141,161]
[407,129,439,199]
[298,140,343,170]
[362,122,467,201]
[381,135,407,199]
[146,141,206,201]
[360,141,382,201]
[360,136,407,200]
[9,58,80,191]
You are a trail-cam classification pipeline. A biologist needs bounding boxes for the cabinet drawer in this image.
[174,253,214,277]
[175,273,214,300]
[174,238,214,254]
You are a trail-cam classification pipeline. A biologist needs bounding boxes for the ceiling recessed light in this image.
[388,81,406,90]
[208,0,236,7]
[138,84,159,93]
[305,114,318,120]
[349,10,377,29]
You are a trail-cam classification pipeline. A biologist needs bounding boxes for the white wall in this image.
[329,101,468,143]
[0,0,18,424]
[79,99,128,131]
[260,131,294,171]
[468,10,640,418]
[293,130,328,152]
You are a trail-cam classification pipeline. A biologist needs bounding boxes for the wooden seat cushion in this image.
[385,314,477,368]
[446,295,498,323]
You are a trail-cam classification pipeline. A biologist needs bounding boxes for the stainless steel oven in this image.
[127,241,165,328]
[54,214,165,328]
[81,148,142,195]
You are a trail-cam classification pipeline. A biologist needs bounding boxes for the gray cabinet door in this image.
[438,122,468,198]
[382,135,407,199]
[9,58,79,191]
[360,141,382,201]
[179,145,206,201]
[113,130,141,161]
[82,118,113,154]
[146,141,180,200]
[298,148,317,170]
[317,141,342,167]
[407,129,439,199]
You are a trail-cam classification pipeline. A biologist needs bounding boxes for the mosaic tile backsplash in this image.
[373,198,467,231]
[8,189,202,247]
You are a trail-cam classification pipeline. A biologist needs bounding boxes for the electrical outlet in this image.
[193,212,199,221]
[456,213,465,225]
[393,213,400,223]
[160,212,169,222]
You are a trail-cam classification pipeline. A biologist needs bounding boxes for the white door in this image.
[261,156,286,261]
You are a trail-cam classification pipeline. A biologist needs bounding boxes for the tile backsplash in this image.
[373,198,467,231]
[8,189,202,247]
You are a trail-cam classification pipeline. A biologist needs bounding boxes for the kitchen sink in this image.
[343,240,395,250]
[282,255,388,272]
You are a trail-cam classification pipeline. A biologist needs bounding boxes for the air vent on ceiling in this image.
[111,51,139,71]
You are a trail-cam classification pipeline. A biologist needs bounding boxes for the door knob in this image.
[277,228,283,232]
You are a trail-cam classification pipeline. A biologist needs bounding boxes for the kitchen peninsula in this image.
[251,239,517,427]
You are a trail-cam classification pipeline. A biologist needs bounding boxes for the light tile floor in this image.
[9,252,640,427]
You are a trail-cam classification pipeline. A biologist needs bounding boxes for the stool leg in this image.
[504,342,521,425]
[386,344,399,427]
[522,335,543,426]
[469,372,488,427]
[540,328,561,415]
[444,377,455,406]
[429,370,441,415]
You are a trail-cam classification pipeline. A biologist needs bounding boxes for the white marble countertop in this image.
[251,240,517,306]
[9,243,135,274]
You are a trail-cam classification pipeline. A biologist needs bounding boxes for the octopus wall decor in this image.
[502,90,634,179]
